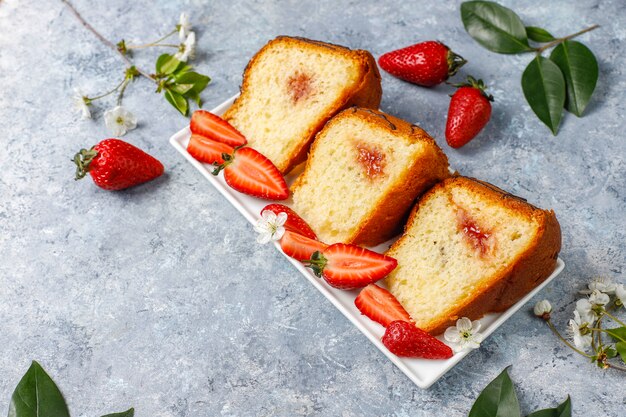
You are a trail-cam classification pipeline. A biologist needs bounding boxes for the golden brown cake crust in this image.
[388,176,562,335]
[223,36,382,174]
[292,107,450,246]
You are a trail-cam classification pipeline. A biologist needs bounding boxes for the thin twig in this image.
[126,29,177,49]
[61,0,156,82]
[536,24,600,53]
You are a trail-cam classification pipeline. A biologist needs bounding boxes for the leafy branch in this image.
[461,1,599,135]
[62,0,211,136]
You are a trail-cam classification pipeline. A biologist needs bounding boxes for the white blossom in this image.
[444,317,483,353]
[568,310,592,350]
[175,32,196,62]
[178,12,191,41]
[579,277,616,295]
[104,106,137,137]
[533,299,552,318]
[615,284,626,306]
[254,210,287,244]
[72,88,91,119]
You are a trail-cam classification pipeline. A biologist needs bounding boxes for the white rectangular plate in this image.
[169,95,565,389]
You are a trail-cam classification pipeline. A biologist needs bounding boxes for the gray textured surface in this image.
[0,0,624,416]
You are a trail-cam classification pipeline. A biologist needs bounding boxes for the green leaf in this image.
[174,63,193,75]
[526,26,555,42]
[468,367,521,417]
[156,54,181,75]
[550,40,598,117]
[527,396,571,417]
[170,83,195,95]
[521,55,565,135]
[8,361,70,417]
[605,327,626,343]
[101,408,135,417]
[460,1,533,54]
[164,89,189,116]
[616,342,626,362]
[175,71,211,93]
[186,90,202,106]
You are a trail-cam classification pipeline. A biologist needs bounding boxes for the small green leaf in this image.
[468,367,521,417]
[605,346,618,359]
[461,1,533,54]
[521,55,565,135]
[101,408,135,417]
[186,90,202,106]
[526,26,555,42]
[616,342,626,362]
[527,395,571,417]
[174,63,194,75]
[8,361,71,417]
[605,327,626,343]
[156,54,181,75]
[170,83,195,95]
[164,89,189,116]
[550,40,598,117]
[176,71,211,93]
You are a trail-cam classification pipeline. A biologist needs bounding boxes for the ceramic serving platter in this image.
[169,94,565,389]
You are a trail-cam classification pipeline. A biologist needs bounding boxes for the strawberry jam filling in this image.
[287,71,313,103]
[356,143,386,179]
[456,210,493,256]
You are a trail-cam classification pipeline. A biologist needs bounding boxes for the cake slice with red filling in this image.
[223,36,382,174]
[385,176,562,335]
[291,107,450,246]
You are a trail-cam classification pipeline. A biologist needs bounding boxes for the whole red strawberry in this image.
[378,41,466,87]
[73,139,164,190]
[382,320,453,359]
[445,76,493,148]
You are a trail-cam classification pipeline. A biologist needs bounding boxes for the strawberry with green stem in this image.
[445,76,494,148]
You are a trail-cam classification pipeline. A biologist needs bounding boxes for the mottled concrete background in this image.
[0,0,624,416]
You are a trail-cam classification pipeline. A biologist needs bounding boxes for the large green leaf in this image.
[8,361,70,417]
[550,40,598,116]
[468,367,521,417]
[461,1,532,53]
[526,26,555,42]
[522,56,565,135]
[527,396,571,417]
[101,408,135,417]
[605,327,626,343]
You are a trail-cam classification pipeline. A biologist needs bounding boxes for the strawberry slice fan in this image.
[186,110,289,201]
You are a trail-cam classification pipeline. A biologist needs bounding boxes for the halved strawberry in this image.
[190,110,247,147]
[355,284,412,327]
[280,230,328,261]
[187,134,234,164]
[213,147,289,200]
[261,204,317,239]
[304,243,398,290]
[382,320,453,359]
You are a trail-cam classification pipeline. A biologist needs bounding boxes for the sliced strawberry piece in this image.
[280,230,328,262]
[355,284,412,327]
[187,134,234,164]
[262,204,317,239]
[382,320,453,359]
[304,243,398,290]
[215,147,289,200]
[190,110,247,147]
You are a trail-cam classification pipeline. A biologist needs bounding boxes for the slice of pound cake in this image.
[291,107,450,246]
[223,36,382,174]
[385,176,561,335]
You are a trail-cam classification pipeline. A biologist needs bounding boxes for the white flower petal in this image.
[589,289,610,306]
[261,210,276,222]
[275,212,288,226]
[615,284,626,305]
[444,326,461,343]
[471,320,482,333]
[456,317,472,332]
[534,299,552,316]
[272,226,285,241]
